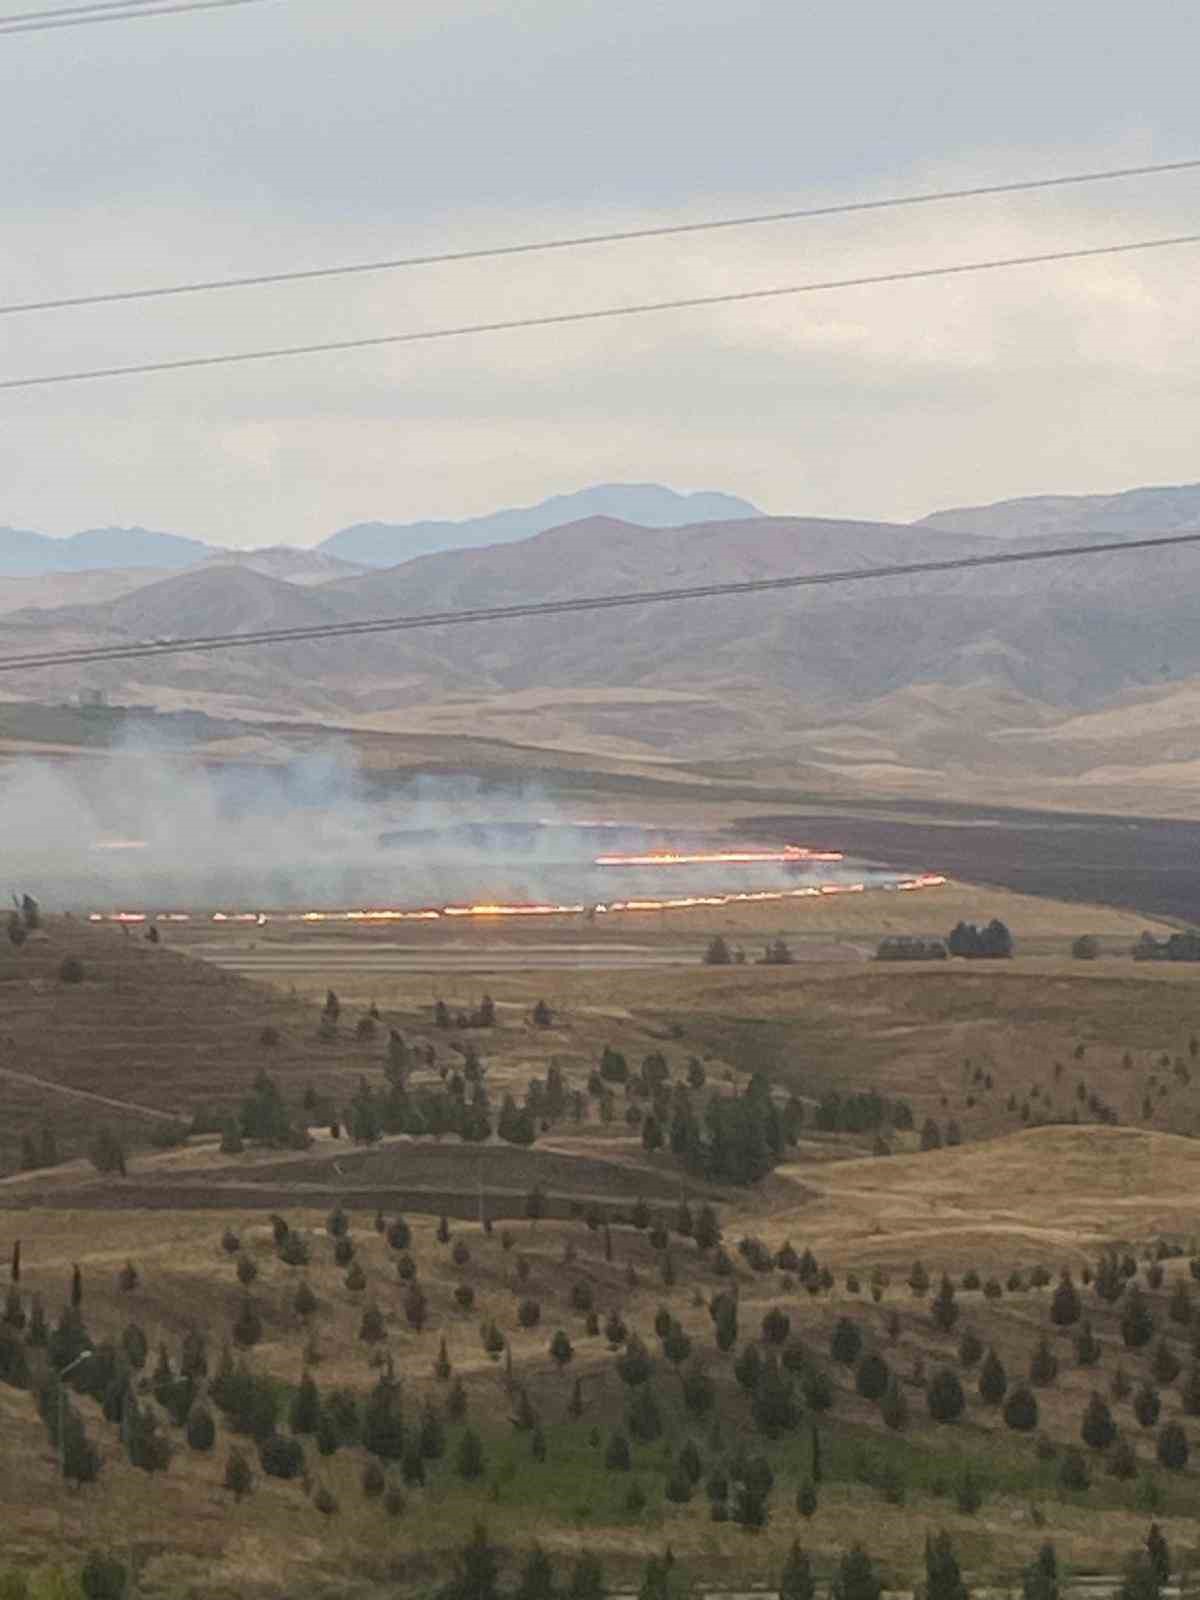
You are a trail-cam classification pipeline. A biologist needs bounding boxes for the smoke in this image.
[0,732,904,912]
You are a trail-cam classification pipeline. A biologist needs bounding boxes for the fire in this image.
[595,845,843,867]
[82,876,947,928]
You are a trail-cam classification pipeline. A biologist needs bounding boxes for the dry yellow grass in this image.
[11,1125,1200,1591]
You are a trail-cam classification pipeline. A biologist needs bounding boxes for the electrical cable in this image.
[4,230,1199,392]
[0,0,273,33]
[0,528,1197,674]
[2,156,1197,318]
[1,0,207,22]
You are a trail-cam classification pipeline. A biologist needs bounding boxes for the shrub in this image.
[855,1352,890,1402]
[259,1434,304,1480]
[1081,1392,1117,1451]
[1004,1385,1040,1432]
[927,1367,966,1423]
[224,1447,253,1500]
[1058,1447,1090,1492]
[1157,1421,1190,1471]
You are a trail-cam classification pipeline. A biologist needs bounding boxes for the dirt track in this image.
[0,1061,182,1123]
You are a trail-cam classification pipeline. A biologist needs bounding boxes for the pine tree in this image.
[880,1376,909,1431]
[515,1546,556,1600]
[931,1275,959,1333]
[443,1524,501,1600]
[1022,1543,1059,1600]
[978,1347,1007,1405]
[1117,1554,1162,1600]
[1081,1392,1117,1451]
[1029,1335,1059,1386]
[232,1298,262,1349]
[289,1371,321,1435]
[924,1531,969,1600]
[1156,1421,1189,1471]
[567,1553,606,1600]
[1004,1385,1039,1433]
[456,1427,485,1480]
[780,1541,816,1600]
[224,1446,253,1501]
[362,1371,405,1461]
[927,1367,966,1423]
[1051,1271,1082,1326]
[1145,1524,1170,1587]
[186,1402,215,1452]
[831,1546,882,1600]
[1122,1285,1156,1349]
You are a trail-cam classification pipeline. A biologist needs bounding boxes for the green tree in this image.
[978,1347,1007,1405]
[924,1531,969,1600]
[441,1524,501,1600]
[931,1276,959,1333]
[289,1371,321,1435]
[1157,1421,1189,1471]
[1117,1554,1162,1600]
[567,1553,606,1600]
[224,1447,253,1500]
[457,1427,486,1480]
[186,1403,215,1452]
[1022,1543,1059,1600]
[1081,1392,1117,1451]
[832,1547,882,1600]
[1004,1385,1039,1433]
[1051,1271,1082,1327]
[1122,1286,1155,1350]
[927,1367,966,1423]
[362,1372,405,1461]
[780,1542,816,1600]
[1145,1524,1170,1587]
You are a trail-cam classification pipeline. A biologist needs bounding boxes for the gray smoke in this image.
[0,734,898,912]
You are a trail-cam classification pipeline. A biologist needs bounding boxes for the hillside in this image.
[3,508,1200,809]
[919,480,1200,540]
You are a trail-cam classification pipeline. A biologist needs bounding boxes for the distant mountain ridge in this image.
[919,481,1200,540]
[0,525,211,577]
[0,483,760,577]
[318,483,762,565]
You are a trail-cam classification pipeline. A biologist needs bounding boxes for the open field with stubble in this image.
[7,897,1200,1596]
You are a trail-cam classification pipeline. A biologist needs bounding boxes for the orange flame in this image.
[595,845,843,866]
[84,872,947,924]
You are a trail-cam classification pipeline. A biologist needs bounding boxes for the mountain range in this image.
[0,483,761,578]
[1,477,1199,815]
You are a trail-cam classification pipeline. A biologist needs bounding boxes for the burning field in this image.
[0,744,943,924]
[85,821,944,925]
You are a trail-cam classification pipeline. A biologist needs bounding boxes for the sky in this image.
[2,0,1200,547]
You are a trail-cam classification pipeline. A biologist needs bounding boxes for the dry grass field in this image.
[6,904,1200,1596]
[8,1129,1200,1594]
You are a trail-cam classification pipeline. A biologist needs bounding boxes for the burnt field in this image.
[749,800,1200,926]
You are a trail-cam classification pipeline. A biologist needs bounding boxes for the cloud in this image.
[1,2,1199,542]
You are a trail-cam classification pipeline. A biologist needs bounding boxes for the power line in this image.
[3,156,1198,319]
[1,0,201,22]
[3,230,1198,393]
[1,529,1197,675]
[0,0,273,33]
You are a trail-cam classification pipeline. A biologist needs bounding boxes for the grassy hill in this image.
[6,921,1200,1595]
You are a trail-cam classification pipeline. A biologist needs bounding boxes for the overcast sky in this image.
[3,0,1200,547]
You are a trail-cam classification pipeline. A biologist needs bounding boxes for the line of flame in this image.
[86,874,947,925]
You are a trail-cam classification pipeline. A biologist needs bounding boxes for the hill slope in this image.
[919,480,1200,539]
